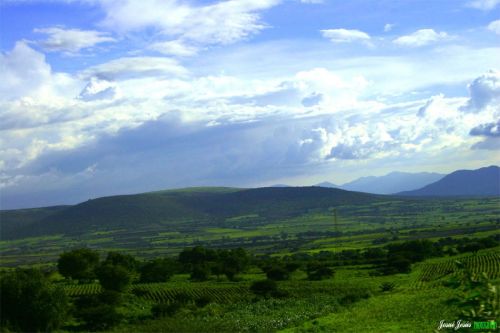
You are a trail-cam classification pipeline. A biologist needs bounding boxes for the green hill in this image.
[1,186,384,239]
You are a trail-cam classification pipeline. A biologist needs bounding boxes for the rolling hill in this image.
[0,186,384,240]
[398,165,500,196]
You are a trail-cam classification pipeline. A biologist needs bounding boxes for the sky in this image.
[0,0,499,209]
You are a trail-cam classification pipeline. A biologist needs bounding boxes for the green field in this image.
[1,188,499,332]
[1,195,499,267]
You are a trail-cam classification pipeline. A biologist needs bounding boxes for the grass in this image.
[280,288,458,333]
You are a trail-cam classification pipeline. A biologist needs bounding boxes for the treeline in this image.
[279,234,499,274]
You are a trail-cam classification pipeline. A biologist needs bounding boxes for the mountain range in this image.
[1,166,498,240]
[398,165,500,197]
[339,171,444,194]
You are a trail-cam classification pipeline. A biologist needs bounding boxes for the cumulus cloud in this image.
[393,29,450,47]
[466,0,500,10]
[80,56,188,80]
[488,20,500,35]
[461,69,500,112]
[34,27,116,53]
[0,41,52,100]
[321,28,371,43]
[470,120,500,137]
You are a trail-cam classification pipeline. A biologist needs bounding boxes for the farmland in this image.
[1,188,499,267]
[1,187,499,332]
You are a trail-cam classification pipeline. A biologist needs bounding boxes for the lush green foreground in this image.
[1,189,499,332]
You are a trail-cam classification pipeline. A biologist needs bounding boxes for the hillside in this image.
[341,171,444,194]
[399,165,500,196]
[1,186,384,240]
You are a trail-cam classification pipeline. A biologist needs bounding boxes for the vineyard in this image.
[411,251,500,289]
[63,282,251,303]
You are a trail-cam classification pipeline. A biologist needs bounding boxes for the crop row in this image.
[411,252,500,289]
[132,283,251,303]
[63,282,251,303]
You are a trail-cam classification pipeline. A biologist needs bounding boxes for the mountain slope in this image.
[1,186,384,239]
[341,172,444,194]
[398,166,500,197]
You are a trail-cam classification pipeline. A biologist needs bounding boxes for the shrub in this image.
[306,262,334,280]
[250,279,278,297]
[265,265,290,281]
[77,303,123,330]
[379,282,396,292]
[0,269,69,332]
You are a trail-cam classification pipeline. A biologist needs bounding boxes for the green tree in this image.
[0,269,69,332]
[139,258,176,283]
[102,252,139,271]
[57,248,100,281]
[306,261,334,280]
[96,263,132,292]
[265,265,290,281]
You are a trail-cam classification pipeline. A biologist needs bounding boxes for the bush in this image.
[379,282,396,292]
[77,303,123,330]
[250,279,278,297]
[383,256,412,275]
[195,295,213,308]
[0,269,69,332]
[306,262,334,280]
[265,265,290,281]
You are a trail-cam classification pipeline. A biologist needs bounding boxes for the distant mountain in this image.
[1,187,384,240]
[398,166,500,197]
[270,184,291,187]
[341,172,444,194]
[314,181,340,188]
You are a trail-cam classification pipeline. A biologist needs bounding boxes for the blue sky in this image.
[0,0,499,209]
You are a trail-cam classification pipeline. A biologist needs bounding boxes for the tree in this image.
[219,248,250,281]
[384,255,411,274]
[96,263,132,291]
[190,264,211,281]
[265,265,290,281]
[102,252,138,272]
[57,248,100,281]
[306,262,334,280]
[139,258,176,283]
[0,269,69,332]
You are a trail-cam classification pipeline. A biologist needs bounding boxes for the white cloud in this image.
[461,69,500,112]
[78,77,120,101]
[384,23,394,32]
[320,28,371,43]
[466,0,500,10]
[80,56,188,80]
[34,27,116,53]
[393,29,450,47]
[149,40,198,57]
[98,0,280,45]
[0,41,52,100]
[487,20,500,35]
